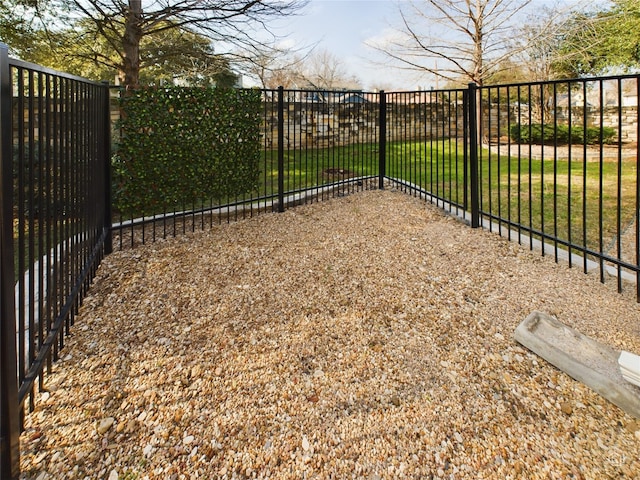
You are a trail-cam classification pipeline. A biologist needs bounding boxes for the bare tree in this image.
[244,44,309,89]
[369,0,537,86]
[510,3,598,82]
[249,48,362,90]
[44,0,308,88]
[301,49,362,90]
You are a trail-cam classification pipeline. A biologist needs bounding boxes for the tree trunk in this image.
[473,0,484,87]
[122,0,143,89]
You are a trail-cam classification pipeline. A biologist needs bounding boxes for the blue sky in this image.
[271,0,408,90]
[260,0,587,91]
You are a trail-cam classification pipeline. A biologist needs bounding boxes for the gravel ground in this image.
[19,189,640,480]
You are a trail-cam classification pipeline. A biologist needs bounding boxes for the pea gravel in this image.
[19,189,640,480]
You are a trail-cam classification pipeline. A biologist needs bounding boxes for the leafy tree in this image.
[29,0,307,88]
[22,19,237,85]
[554,0,640,77]
[0,0,38,54]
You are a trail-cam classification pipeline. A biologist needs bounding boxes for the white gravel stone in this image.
[96,417,114,435]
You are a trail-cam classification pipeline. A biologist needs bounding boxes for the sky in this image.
[267,0,411,91]
[250,0,589,91]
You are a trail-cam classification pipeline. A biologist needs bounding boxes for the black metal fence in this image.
[476,79,639,297]
[0,44,111,478]
[116,79,637,301]
[110,88,383,248]
[382,80,639,301]
[1,46,639,477]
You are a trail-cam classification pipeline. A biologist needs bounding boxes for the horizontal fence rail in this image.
[0,44,110,478]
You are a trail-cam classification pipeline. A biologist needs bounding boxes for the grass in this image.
[260,142,380,196]
[477,150,637,258]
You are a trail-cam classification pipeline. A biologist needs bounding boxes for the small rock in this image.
[214,366,223,376]
[625,420,640,433]
[302,435,310,451]
[97,417,115,435]
[390,395,401,407]
[108,470,119,480]
[143,444,154,456]
[173,408,184,424]
[126,419,137,433]
[183,435,195,445]
[313,368,325,378]
[32,452,47,465]
[40,392,50,402]
[560,401,573,415]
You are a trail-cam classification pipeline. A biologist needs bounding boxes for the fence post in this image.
[378,90,386,189]
[467,83,480,228]
[102,82,112,254]
[277,87,285,212]
[0,42,21,480]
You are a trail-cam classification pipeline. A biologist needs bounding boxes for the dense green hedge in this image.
[113,87,262,216]
[510,123,617,145]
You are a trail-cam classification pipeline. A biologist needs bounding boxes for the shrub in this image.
[113,87,262,216]
[510,123,616,145]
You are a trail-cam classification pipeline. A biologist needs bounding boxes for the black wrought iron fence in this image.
[110,87,382,248]
[0,44,111,478]
[1,45,640,478]
[475,78,639,297]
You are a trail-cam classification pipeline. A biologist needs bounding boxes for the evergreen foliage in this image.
[113,87,262,216]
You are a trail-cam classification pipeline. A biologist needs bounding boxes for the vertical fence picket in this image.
[378,91,386,190]
[467,83,480,228]
[0,42,20,480]
[277,86,285,212]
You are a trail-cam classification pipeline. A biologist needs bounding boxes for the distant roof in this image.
[338,93,368,104]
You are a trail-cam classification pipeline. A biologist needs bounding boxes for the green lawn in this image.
[476,150,637,257]
[260,142,380,195]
